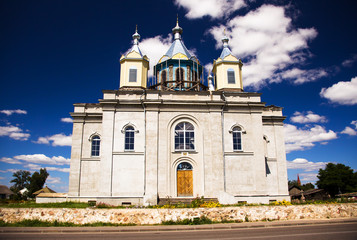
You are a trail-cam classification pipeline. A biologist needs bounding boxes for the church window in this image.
[91,135,100,156]
[125,126,135,150]
[232,126,242,151]
[175,122,194,150]
[161,70,167,82]
[175,68,184,81]
[177,162,193,170]
[227,68,235,84]
[129,67,137,82]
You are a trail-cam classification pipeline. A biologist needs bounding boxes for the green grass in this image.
[0,219,136,227]
[0,200,90,208]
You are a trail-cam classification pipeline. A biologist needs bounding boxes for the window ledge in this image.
[173,150,198,154]
[113,151,144,155]
[225,151,254,156]
[81,157,100,161]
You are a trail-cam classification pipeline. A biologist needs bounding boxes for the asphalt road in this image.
[1,222,357,240]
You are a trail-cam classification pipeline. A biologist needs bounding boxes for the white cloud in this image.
[0,157,21,164]
[46,176,62,184]
[287,158,328,172]
[281,68,328,84]
[299,172,319,182]
[341,121,357,136]
[0,125,30,141]
[175,0,246,19]
[24,163,41,170]
[24,163,70,172]
[139,34,172,78]
[0,109,27,116]
[284,124,337,153]
[320,76,357,105]
[61,118,73,123]
[0,169,19,173]
[290,111,327,124]
[13,154,70,165]
[208,4,322,89]
[34,133,72,146]
[46,167,70,173]
[341,127,357,136]
[342,54,357,67]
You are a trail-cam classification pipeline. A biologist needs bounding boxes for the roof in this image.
[219,34,233,59]
[33,186,56,195]
[164,39,192,59]
[123,28,145,58]
[291,188,325,198]
[0,185,13,195]
[37,192,67,198]
[159,20,194,63]
[337,192,357,197]
[289,185,301,191]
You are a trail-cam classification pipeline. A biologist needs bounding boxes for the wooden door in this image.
[177,170,193,197]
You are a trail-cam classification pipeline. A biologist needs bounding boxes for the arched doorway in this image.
[177,162,193,197]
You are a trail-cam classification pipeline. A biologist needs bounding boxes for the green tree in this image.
[10,170,31,200]
[288,180,298,187]
[317,163,357,197]
[301,183,315,191]
[28,168,49,198]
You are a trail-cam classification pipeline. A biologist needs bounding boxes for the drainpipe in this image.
[221,91,227,192]
[140,89,147,195]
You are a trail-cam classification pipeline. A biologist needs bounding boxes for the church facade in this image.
[68,21,290,206]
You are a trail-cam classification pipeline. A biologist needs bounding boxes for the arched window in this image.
[129,66,137,82]
[227,68,235,84]
[161,70,167,82]
[91,135,100,156]
[125,126,135,150]
[175,122,194,150]
[232,126,242,151]
[175,68,184,81]
[177,162,193,170]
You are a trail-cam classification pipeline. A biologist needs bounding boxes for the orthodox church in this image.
[68,20,290,205]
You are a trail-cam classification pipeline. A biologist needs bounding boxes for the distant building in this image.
[0,185,13,199]
[68,20,290,206]
[33,186,56,196]
[289,186,330,201]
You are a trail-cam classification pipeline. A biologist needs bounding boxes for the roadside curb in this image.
[1,218,357,233]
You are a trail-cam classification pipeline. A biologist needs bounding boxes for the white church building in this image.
[68,21,290,206]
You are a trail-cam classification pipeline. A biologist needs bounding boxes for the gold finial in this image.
[224,28,226,35]
[136,24,138,32]
[176,14,179,24]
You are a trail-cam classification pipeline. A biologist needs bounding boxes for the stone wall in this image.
[1,204,356,225]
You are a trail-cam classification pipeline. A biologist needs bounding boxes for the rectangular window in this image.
[175,131,185,150]
[185,131,195,150]
[233,131,242,151]
[129,69,137,82]
[125,131,134,150]
[227,70,235,84]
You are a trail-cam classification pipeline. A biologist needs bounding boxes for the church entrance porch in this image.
[176,162,193,197]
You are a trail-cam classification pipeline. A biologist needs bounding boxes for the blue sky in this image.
[1,0,356,192]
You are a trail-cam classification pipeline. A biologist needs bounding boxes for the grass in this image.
[0,200,90,208]
[161,216,213,225]
[0,217,237,227]
[0,219,136,227]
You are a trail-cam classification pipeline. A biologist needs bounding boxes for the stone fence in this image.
[1,203,356,225]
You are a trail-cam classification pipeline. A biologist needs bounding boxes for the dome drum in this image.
[150,59,208,91]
